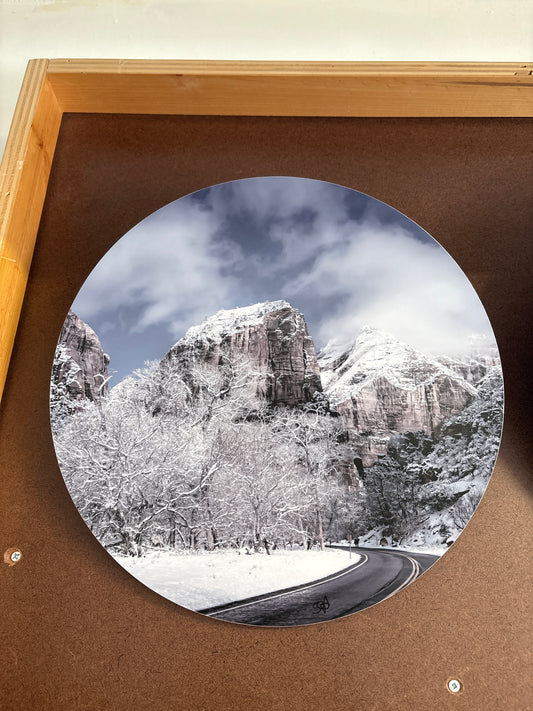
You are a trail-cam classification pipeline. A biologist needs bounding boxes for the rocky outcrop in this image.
[435,336,501,386]
[53,310,109,403]
[437,355,499,387]
[164,300,322,406]
[335,373,475,435]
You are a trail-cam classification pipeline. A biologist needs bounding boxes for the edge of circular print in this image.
[50,177,504,627]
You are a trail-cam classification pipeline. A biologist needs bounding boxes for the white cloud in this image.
[204,176,348,226]
[204,178,494,354]
[283,221,492,354]
[73,197,243,339]
[72,177,495,365]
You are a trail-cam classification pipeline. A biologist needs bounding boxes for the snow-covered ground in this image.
[117,548,360,610]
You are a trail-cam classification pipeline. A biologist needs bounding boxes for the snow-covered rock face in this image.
[54,310,109,402]
[318,327,490,465]
[164,301,322,406]
[183,300,292,342]
[360,363,504,549]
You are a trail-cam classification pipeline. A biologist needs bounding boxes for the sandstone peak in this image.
[165,300,321,406]
[52,309,110,404]
[320,327,478,400]
[318,326,484,465]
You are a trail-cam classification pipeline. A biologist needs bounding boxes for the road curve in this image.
[199,547,439,627]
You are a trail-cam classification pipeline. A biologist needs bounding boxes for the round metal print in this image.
[50,177,504,627]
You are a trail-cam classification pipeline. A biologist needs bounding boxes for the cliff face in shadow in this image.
[53,309,109,404]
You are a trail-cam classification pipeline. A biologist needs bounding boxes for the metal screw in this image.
[447,679,462,694]
[10,550,22,563]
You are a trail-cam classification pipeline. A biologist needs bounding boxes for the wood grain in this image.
[46,61,533,117]
[47,59,533,76]
[0,60,62,404]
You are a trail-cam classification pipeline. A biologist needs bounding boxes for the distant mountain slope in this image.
[318,326,498,466]
[359,364,504,548]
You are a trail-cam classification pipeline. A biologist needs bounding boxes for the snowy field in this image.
[117,548,360,610]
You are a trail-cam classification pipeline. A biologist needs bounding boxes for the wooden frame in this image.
[1,60,532,710]
[1,60,533,404]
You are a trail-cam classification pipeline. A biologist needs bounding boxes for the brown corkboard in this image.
[1,114,532,710]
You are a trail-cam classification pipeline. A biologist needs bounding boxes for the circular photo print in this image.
[50,177,504,627]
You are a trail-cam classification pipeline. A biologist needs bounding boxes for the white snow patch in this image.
[116,547,360,610]
[181,300,294,345]
[357,520,455,554]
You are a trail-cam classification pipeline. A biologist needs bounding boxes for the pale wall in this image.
[1,0,532,157]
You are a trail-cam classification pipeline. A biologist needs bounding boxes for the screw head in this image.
[447,678,462,694]
[10,550,22,563]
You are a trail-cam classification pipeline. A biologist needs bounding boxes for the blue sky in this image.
[71,177,494,385]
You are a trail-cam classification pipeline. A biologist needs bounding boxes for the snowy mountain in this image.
[181,300,293,343]
[163,300,322,406]
[315,326,504,548]
[320,326,476,396]
[317,326,494,466]
[436,335,501,386]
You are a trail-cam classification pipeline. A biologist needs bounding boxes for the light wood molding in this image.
[46,60,533,117]
[47,59,533,76]
[0,60,62,404]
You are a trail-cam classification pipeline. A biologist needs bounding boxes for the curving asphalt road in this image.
[199,546,439,627]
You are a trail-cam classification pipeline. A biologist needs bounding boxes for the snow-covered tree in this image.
[360,366,504,544]
[52,334,502,556]
[274,408,346,550]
